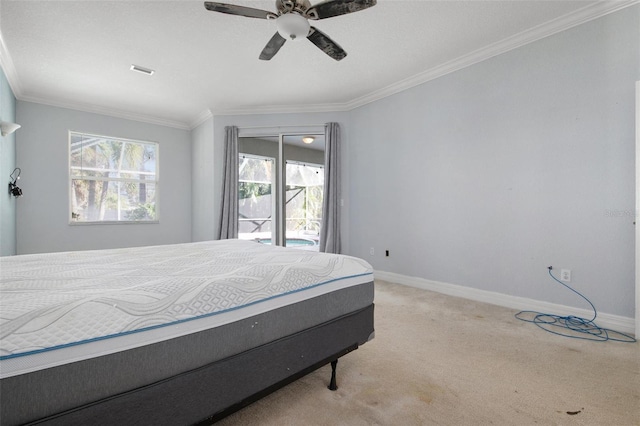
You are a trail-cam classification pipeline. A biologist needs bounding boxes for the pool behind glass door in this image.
[282,134,324,251]
[284,161,323,251]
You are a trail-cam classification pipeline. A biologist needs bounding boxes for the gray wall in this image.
[15,101,192,253]
[347,6,639,317]
[191,115,215,242]
[0,67,17,255]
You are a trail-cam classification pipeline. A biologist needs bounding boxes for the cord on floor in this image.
[515,268,636,343]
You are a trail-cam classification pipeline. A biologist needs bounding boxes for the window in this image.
[69,132,158,223]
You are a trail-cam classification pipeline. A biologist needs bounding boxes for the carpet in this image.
[216,280,640,425]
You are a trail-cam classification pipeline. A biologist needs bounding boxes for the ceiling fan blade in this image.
[259,32,287,61]
[306,0,376,20]
[204,2,277,19]
[307,27,347,61]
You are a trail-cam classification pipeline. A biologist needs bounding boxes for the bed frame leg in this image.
[328,359,338,391]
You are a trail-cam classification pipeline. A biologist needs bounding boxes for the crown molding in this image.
[211,0,638,116]
[2,26,191,130]
[189,109,213,129]
[3,1,637,125]
[343,0,640,111]
[18,94,191,130]
[0,30,23,97]
[211,101,350,117]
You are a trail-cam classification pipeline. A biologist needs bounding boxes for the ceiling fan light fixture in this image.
[302,136,315,144]
[204,0,377,60]
[276,13,310,41]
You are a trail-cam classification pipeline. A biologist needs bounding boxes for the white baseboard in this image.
[374,270,636,336]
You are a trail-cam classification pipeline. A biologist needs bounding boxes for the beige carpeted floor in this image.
[216,280,640,425]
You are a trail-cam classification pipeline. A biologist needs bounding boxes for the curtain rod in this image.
[237,124,325,130]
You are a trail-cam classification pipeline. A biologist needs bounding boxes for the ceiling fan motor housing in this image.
[203,0,378,60]
[276,0,313,15]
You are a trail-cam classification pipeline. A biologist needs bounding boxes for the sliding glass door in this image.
[237,133,324,250]
[238,154,275,243]
[284,160,324,250]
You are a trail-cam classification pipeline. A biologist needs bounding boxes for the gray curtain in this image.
[217,126,239,239]
[319,122,341,253]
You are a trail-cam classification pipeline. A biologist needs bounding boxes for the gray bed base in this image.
[1,283,374,425]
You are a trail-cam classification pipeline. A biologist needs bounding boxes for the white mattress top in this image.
[0,240,373,378]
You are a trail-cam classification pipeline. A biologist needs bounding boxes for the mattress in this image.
[0,240,373,379]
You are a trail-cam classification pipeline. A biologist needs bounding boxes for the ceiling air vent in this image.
[130,65,155,76]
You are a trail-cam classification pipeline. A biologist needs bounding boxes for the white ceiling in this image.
[0,0,633,129]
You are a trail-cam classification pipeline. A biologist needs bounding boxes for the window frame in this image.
[68,131,160,225]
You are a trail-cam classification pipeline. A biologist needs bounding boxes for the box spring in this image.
[1,282,374,425]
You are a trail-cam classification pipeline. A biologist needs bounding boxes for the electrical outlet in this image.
[369,247,374,256]
[560,269,571,282]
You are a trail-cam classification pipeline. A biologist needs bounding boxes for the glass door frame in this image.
[278,133,324,248]
[237,153,277,243]
[277,134,285,247]
[237,128,324,248]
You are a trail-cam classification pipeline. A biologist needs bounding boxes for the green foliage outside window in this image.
[70,132,158,223]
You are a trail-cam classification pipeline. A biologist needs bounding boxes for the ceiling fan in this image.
[204,0,376,61]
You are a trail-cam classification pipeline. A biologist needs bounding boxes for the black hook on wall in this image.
[9,168,22,197]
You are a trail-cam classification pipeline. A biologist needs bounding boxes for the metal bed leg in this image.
[328,359,338,391]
